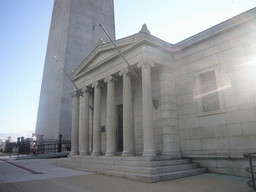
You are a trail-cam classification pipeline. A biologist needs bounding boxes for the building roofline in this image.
[174,7,256,49]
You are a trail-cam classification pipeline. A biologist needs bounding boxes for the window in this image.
[194,66,226,116]
[199,70,220,112]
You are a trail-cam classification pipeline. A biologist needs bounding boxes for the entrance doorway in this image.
[117,104,123,152]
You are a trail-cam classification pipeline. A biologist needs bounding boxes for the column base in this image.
[105,152,117,156]
[122,151,135,156]
[142,150,157,157]
[70,151,79,155]
[161,151,173,155]
[80,152,90,156]
[91,151,101,156]
[161,152,182,159]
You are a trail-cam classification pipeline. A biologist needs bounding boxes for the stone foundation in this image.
[183,154,255,178]
[53,155,207,183]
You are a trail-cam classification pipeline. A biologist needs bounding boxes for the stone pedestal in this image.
[37,133,45,155]
[37,134,44,145]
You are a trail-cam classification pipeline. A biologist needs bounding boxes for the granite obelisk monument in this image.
[36,0,115,139]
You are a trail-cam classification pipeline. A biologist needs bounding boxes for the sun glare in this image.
[160,9,246,44]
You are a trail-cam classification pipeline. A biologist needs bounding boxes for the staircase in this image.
[53,155,207,183]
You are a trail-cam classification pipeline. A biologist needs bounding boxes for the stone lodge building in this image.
[55,8,256,182]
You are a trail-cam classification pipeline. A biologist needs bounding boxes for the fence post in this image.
[6,140,11,157]
[58,134,63,153]
[37,134,44,155]
[17,137,20,158]
[17,137,20,145]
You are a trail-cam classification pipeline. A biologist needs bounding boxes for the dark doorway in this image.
[117,104,123,152]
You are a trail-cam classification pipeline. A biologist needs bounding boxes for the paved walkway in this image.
[0,157,254,192]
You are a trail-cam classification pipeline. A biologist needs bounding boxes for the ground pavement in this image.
[0,155,254,192]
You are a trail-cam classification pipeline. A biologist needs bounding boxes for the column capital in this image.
[91,81,104,89]
[119,68,131,77]
[71,90,82,97]
[104,75,118,83]
[137,61,155,69]
[81,87,93,94]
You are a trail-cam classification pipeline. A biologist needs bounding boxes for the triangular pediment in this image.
[76,42,132,76]
[71,33,173,80]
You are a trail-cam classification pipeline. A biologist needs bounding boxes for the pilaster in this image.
[160,66,181,156]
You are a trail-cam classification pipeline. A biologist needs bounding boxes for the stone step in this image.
[55,158,200,175]
[111,163,199,175]
[114,159,191,167]
[53,157,207,183]
[68,154,181,161]
[59,156,190,167]
[101,168,207,183]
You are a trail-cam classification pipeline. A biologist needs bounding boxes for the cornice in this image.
[175,7,256,49]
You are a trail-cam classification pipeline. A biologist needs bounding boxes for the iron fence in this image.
[244,152,256,190]
[42,139,59,154]
[36,136,71,155]
[6,134,71,158]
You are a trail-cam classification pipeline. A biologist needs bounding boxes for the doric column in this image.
[79,87,91,155]
[120,68,135,156]
[137,61,156,156]
[91,82,103,156]
[104,76,117,156]
[70,90,81,155]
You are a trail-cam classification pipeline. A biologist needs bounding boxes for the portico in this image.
[55,26,201,183]
[66,26,176,159]
[68,25,182,158]
[70,63,174,157]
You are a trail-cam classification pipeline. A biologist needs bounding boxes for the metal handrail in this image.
[244,152,256,190]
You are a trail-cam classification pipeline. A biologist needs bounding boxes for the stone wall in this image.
[191,158,256,177]
[175,18,256,176]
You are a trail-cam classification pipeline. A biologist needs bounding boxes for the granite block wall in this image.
[175,19,256,177]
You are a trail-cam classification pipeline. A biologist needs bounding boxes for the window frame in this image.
[194,65,226,117]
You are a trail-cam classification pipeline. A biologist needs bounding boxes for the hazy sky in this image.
[1,0,256,141]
